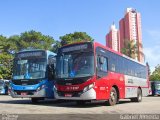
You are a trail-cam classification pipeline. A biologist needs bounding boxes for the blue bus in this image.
[150,81,160,96]
[0,79,10,95]
[10,49,56,103]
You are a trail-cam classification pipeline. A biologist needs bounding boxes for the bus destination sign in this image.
[62,44,88,53]
[17,51,44,58]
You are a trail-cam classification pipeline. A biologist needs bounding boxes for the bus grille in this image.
[57,91,83,97]
[12,80,40,85]
[14,90,36,95]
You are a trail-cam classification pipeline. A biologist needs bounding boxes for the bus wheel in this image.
[108,87,117,106]
[131,88,142,102]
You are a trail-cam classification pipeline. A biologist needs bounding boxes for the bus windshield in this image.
[56,52,94,78]
[155,84,160,90]
[13,58,47,80]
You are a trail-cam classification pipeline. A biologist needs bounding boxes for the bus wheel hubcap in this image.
[111,92,115,101]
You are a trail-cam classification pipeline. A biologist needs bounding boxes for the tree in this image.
[150,64,160,81]
[51,40,61,53]
[59,32,94,46]
[0,53,13,79]
[0,35,16,79]
[0,35,8,53]
[7,35,21,53]
[19,30,55,50]
[121,39,138,59]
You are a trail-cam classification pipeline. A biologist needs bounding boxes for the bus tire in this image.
[108,87,118,106]
[131,88,142,102]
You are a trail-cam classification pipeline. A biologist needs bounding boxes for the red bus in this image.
[54,42,149,106]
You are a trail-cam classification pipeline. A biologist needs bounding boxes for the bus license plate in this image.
[21,92,27,96]
[64,93,72,97]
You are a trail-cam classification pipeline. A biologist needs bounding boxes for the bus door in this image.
[95,48,109,100]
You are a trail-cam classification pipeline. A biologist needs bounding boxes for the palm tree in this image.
[121,39,138,59]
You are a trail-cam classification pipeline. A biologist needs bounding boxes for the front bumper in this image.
[54,88,96,100]
[10,89,46,98]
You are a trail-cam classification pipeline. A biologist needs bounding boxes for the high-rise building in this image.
[106,24,120,52]
[119,8,144,62]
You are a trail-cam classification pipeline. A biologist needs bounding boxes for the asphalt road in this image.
[1,95,160,120]
[0,95,160,115]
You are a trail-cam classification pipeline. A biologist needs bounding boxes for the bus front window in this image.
[56,52,94,78]
[13,58,46,80]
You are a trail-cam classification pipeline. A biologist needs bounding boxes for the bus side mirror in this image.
[47,64,55,80]
[99,57,104,64]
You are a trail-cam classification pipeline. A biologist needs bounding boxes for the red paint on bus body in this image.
[56,42,148,101]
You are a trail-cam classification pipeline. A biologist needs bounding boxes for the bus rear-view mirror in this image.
[99,57,104,64]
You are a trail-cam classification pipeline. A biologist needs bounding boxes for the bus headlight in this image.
[37,87,41,92]
[54,85,57,91]
[83,83,94,93]
[41,85,46,89]
[36,85,46,92]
